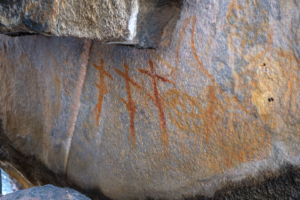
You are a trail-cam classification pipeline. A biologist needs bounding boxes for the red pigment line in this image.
[138,60,171,145]
[114,63,139,148]
[92,59,113,125]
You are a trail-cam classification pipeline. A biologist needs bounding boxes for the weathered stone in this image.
[0,184,90,200]
[0,0,300,200]
[0,0,58,35]
[0,35,92,176]
[0,0,182,48]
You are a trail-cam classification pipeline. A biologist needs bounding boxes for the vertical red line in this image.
[124,64,137,148]
[149,61,169,145]
[96,59,105,124]
[93,59,113,125]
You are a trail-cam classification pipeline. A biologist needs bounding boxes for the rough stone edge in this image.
[62,38,92,175]
[0,0,183,49]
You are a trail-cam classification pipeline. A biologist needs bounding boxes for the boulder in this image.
[0,0,300,199]
[0,184,90,200]
[0,0,182,48]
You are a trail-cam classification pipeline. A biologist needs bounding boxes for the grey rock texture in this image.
[0,0,300,200]
[0,0,182,48]
[0,184,90,200]
[0,0,58,35]
[0,35,92,176]
[56,0,133,42]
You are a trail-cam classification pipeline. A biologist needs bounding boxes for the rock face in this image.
[0,0,300,200]
[0,185,90,200]
[0,0,182,48]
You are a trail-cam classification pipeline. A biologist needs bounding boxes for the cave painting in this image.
[81,0,300,182]
[163,15,271,173]
[138,60,175,145]
[113,60,175,147]
[89,13,274,172]
[92,59,113,125]
[114,63,143,148]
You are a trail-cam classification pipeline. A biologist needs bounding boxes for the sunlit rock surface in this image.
[0,185,90,200]
[1,169,20,196]
[0,0,300,199]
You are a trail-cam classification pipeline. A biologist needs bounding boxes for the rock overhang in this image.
[0,0,183,48]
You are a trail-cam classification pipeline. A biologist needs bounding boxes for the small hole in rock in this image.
[268,98,274,102]
[263,63,266,66]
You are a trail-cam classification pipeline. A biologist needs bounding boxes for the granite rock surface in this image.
[0,0,300,199]
[0,0,182,48]
[0,184,90,200]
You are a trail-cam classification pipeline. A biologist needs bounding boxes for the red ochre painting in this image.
[92,59,113,125]
[90,14,289,174]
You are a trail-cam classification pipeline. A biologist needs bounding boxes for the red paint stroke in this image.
[138,60,175,146]
[115,63,143,148]
[92,59,113,125]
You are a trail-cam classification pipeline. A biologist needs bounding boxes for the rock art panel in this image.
[0,0,300,200]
